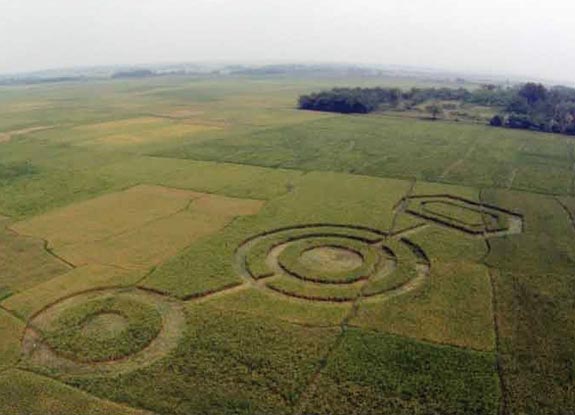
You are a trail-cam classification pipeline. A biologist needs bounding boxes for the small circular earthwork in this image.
[21,287,185,376]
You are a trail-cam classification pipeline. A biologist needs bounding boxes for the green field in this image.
[0,75,574,414]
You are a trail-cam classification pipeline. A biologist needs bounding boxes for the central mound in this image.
[81,313,129,339]
[42,295,162,363]
[299,246,364,273]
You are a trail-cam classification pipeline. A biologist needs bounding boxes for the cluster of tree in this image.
[111,69,155,79]
[298,87,400,114]
[299,83,575,136]
[298,85,514,115]
[490,83,575,135]
[0,76,84,86]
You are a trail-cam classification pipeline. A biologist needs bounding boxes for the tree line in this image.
[489,83,575,135]
[298,83,575,136]
[298,85,512,114]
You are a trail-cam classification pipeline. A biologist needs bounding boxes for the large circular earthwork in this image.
[235,224,429,302]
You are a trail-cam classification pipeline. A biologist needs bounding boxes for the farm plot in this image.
[0,219,70,298]
[141,172,414,299]
[480,189,575,414]
[2,264,142,320]
[0,369,152,415]
[11,184,201,247]
[10,185,264,270]
[0,309,25,369]
[352,182,497,351]
[160,114,575,196]
[67,116,218,147]
[298,328,499,415]
[96,156,304,200]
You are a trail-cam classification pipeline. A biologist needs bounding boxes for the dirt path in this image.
[506,168,518,190]
[0,126,57,144]
[439,139,478,179]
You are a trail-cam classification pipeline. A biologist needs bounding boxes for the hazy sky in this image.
[2,0,574,82]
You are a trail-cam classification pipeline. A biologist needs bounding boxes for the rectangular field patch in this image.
[2,264,141,319]
[11,184,203,247]
[0,369,152,415]
[0,224,70,295]
[9,185,264,270]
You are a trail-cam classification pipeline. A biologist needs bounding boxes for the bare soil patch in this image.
[299,246,364,273]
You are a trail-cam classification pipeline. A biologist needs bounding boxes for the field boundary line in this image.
[479,188,509,415]
[388,178,417,235]
[5,225,76,269]
[345,324,494,354]
[556,197,575,233]
[0,303,27,325]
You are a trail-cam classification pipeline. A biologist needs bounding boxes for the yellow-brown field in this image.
[0,310,24,369]
[0,222,70,294]
[2,264,141,319]
[0,370,152,415]
[10,185,264,270]
[11,184,202,247]
[73,117,218,146]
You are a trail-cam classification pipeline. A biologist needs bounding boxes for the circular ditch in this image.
[235,224,429,303]
[21,287,185,376]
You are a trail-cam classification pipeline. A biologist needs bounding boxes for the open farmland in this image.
[0,75,574,415]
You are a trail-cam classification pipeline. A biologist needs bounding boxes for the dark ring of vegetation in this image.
[241,224,385,280]
[42,295,162,363]
[420,201,492,229]
[277,237,380,284]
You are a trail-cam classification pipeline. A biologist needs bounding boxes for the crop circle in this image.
[42,294,162,362]
[277,237,379,284]
[235,224,429,302]
[21,288,185,376]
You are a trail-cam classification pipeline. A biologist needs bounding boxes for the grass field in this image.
[0,74,573,414]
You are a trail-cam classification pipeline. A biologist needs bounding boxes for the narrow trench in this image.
[556,197,575,234]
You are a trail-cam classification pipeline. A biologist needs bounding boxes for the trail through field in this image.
[439,138,478,179]
[0,126,57,143]
[506,169,518,189]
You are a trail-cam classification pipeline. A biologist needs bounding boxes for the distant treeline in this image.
[490,83,575,135]
[298,86,511,114]
[111,69,155,79]
[298,83,575,136]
